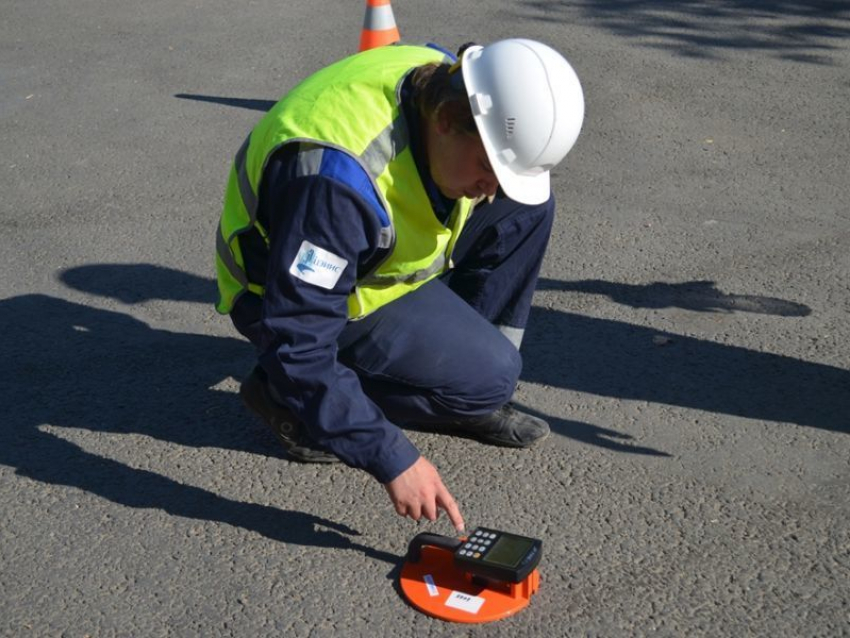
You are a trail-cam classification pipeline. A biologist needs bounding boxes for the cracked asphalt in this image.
[2,0,848,636]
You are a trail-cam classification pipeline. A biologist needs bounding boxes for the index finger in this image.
[436,487,465,533]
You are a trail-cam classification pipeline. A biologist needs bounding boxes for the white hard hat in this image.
[460,39,585,205]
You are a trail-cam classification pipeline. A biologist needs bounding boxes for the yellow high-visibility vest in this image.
[215,45,474,319]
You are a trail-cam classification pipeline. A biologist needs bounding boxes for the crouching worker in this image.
[214,39,584,531]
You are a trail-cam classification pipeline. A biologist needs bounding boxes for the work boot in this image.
[438,404,550,448]
[239,367,340,464]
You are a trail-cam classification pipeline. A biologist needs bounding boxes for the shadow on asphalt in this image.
[514,0,850,65]
[537,278,811,316]
[174,93,276,113]
[61,263,219,305]
[0,292,396,562]
[518,404,672,456]
[521,304,849,436]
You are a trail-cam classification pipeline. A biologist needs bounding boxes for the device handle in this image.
[406,533,463,563]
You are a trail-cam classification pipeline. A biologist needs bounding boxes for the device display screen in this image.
[483,536,534,568]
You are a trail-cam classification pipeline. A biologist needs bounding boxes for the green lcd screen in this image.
[484,536,535,568]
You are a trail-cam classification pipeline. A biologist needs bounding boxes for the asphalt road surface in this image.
[2,0,848,636]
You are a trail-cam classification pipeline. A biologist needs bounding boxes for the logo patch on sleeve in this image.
[289,240,348,290]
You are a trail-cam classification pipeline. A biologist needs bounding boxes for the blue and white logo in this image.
[289,240,348,290]
[296,248,316,274]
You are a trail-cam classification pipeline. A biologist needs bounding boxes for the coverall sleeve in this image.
[256,169,420,484]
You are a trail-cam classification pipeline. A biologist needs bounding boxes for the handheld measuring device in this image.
[453,527,542,583]
[400,527,543,623]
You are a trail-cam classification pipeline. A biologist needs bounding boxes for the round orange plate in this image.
[399,544,540,623]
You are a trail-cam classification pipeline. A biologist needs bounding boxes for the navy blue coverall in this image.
[229,72,555,484]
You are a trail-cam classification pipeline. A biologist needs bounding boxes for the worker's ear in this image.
[435,105,454,135]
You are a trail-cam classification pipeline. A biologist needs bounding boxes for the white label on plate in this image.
[445,591,485,614]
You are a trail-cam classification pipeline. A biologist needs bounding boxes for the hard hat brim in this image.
[489,159,551,206]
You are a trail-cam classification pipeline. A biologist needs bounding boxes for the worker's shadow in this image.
[174,93,275,113]
[523,278,847,436]
[0,288,395,564]
[536,278,812,317]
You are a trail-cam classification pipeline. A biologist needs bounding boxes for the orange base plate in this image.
[399,545,540,624]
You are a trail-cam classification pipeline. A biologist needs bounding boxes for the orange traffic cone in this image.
[359,0,401,52]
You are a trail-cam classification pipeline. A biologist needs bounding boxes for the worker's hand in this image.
[384,456,465,532]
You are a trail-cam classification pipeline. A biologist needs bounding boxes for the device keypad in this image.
[459,529,501,561]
